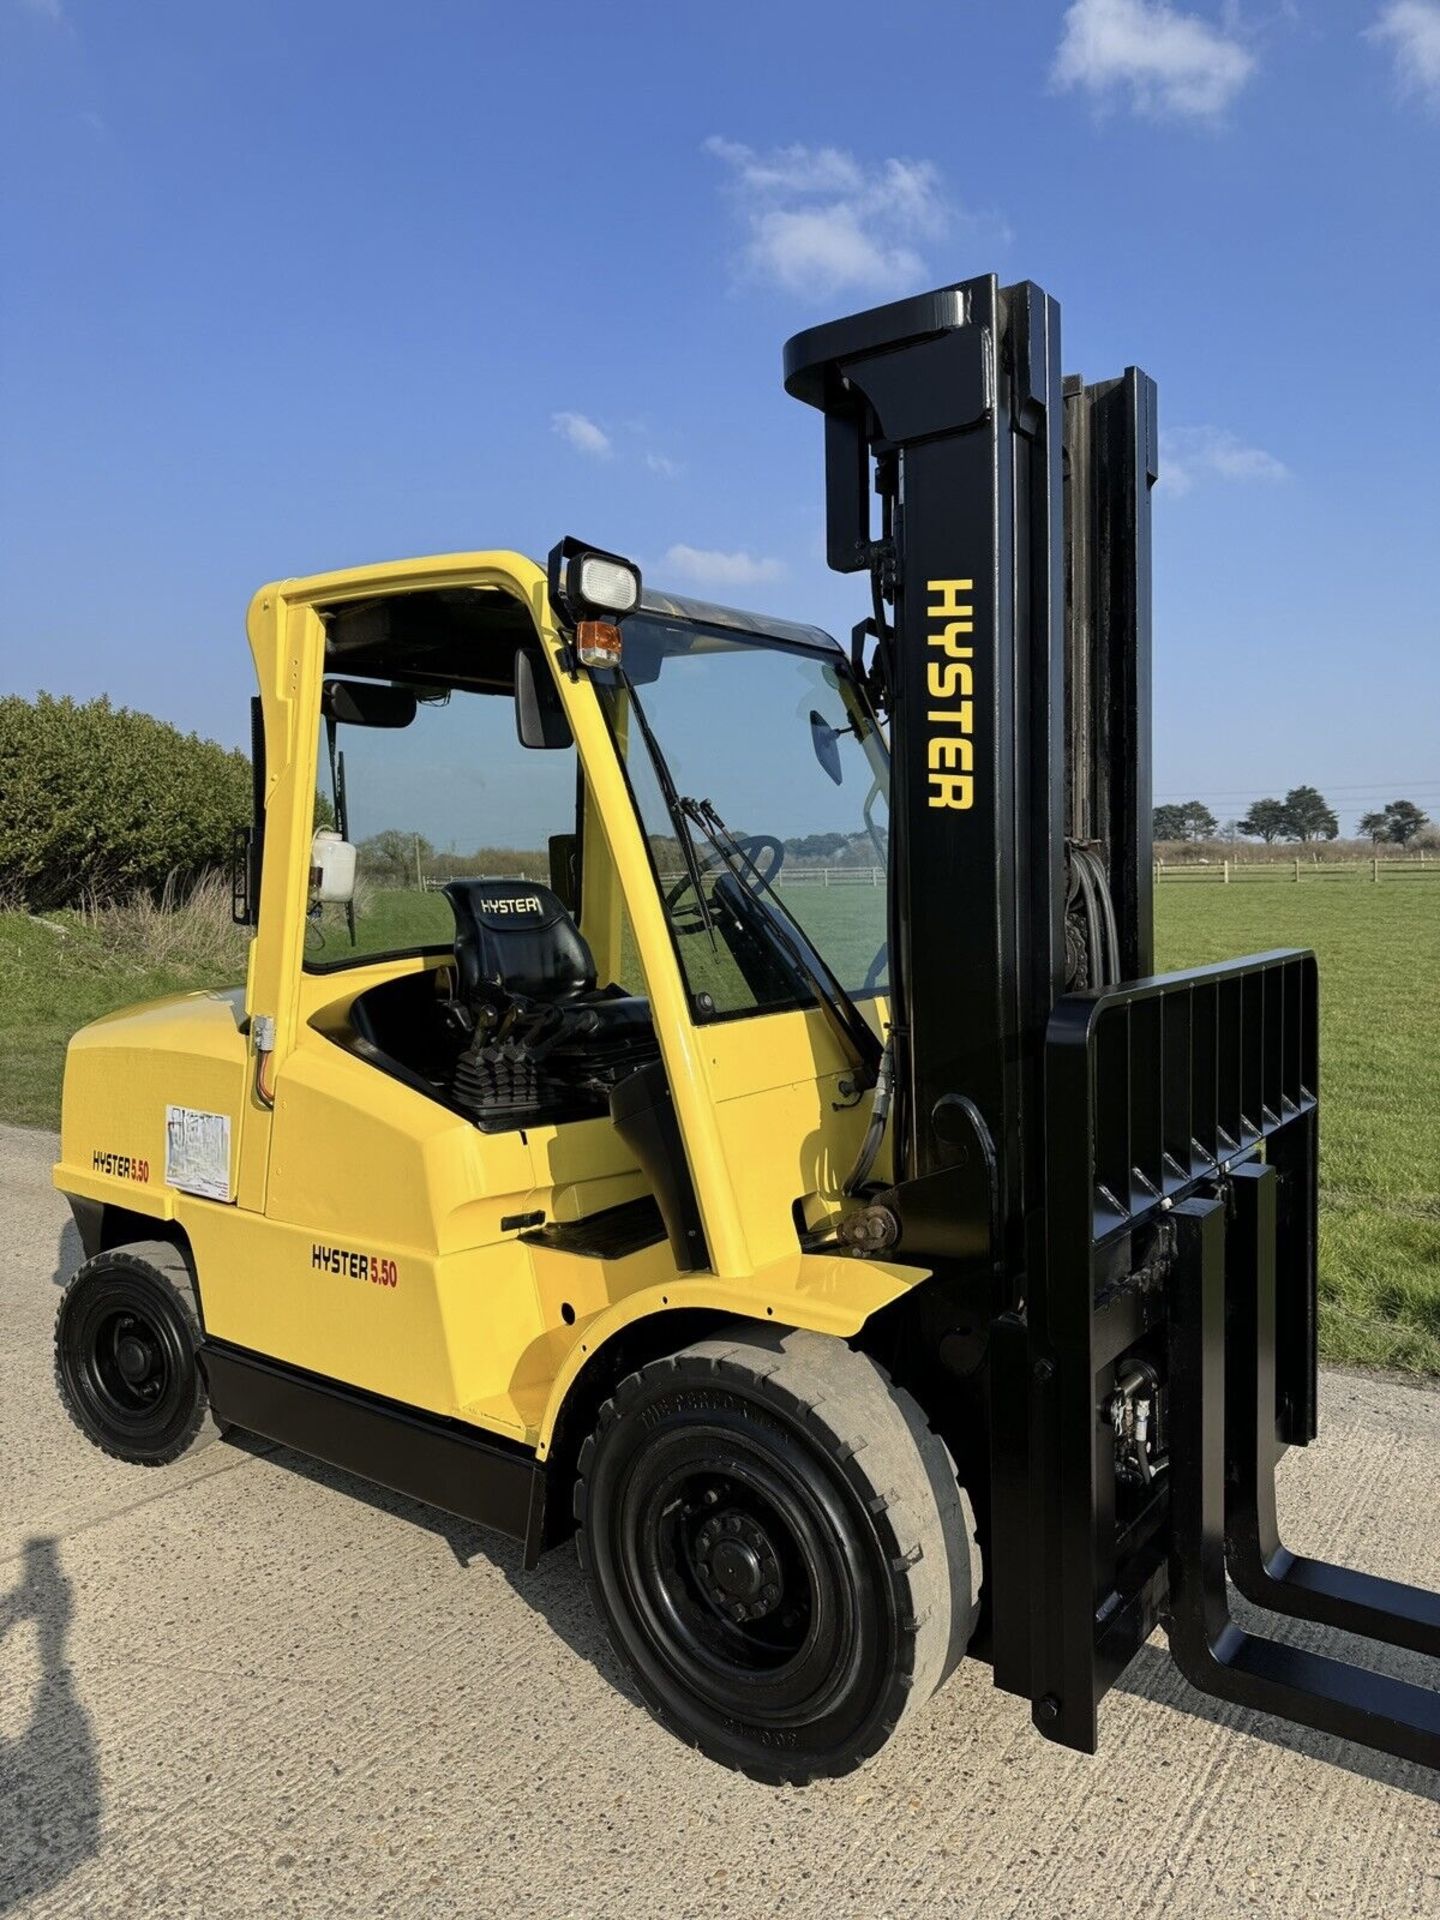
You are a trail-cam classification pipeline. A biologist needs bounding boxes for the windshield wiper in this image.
[677,796,882,1091]
[618,671,716,944]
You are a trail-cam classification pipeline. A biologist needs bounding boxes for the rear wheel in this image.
[54,1241,217,1466]
[574,1324,978,1783]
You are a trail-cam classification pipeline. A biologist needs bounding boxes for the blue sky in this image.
[2,0,1438,836]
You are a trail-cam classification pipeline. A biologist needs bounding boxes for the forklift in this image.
[52,272,1439,1782]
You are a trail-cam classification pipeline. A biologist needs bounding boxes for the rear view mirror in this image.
[515,649,573,749]
[322,679,417,729]
[809,710,844,786]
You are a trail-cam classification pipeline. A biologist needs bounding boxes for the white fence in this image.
[1155,856,1438,884]
[416,859,1433,894]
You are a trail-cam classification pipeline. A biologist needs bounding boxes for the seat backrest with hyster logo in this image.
[442,880,597,1003]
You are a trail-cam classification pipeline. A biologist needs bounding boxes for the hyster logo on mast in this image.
[925,579,975,810]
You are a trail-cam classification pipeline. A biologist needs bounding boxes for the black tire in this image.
[54,1240,217,1467]
[574,1324,979,1784]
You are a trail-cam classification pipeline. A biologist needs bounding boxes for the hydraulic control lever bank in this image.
[51,271,1438,1781]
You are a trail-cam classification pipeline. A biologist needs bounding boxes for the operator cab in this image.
[299,573,891,1150]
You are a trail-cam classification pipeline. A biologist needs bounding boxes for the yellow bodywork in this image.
[54,551,927,1456]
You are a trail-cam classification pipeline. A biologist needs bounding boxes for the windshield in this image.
[596,613,889,1021]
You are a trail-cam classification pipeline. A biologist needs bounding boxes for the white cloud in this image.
[550,410,611,459]
[1369,2,1440,108]
[645,451,682,479]
[1052,0,1256,119]
[662,544,785,587]
[18,0,67,22]
[705,137,949,296]
[1159,426,1290,496]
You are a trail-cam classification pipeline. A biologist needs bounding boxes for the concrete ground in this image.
[2,1122,1436,1920]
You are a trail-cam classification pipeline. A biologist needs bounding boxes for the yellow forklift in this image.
[53,274,1439,1781]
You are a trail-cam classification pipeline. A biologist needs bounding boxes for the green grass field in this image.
[0,908,244,1130]
[3,879,1436,1371]
[1154,882,1440,1375]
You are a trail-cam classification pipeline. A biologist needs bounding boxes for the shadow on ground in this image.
[240,1441,645,1711]
[222,1439,1440,1803]
[1116,1633,1439,1803]
[0,1537,102,1917]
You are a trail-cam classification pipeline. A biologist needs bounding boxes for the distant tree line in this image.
[1155,787,1430,847]
[358,832,547,882]
[364,826,889,885]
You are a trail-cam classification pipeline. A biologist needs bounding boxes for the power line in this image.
[1155,781,1440,802]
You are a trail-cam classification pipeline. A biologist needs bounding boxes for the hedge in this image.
[0,693,252,909]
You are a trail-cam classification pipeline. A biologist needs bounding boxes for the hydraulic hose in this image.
[1071,845,1104,988]
[843,1038,895,1197]
[1068,842,1122,989]
[1082,844,1122,986]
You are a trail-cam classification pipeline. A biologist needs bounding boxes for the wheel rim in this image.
[85,1306,174,1422]
[615,1425,870,1724]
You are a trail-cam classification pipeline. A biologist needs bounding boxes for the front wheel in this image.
[574,1325,978,1783]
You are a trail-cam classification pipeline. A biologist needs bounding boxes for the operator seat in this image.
[440,880,655,1127]
[442,880,650,1033]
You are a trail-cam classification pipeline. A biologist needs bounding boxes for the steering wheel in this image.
[662,835,785,931]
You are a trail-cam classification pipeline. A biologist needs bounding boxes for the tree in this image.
[1281,785,1339,842]
[1360,799,1430,846]
[1154,801,1218,842]
[1153,801,1218,843]
[357,828,434,882]
[783,832,850,861]
[1238,797,1289,843]
[1180,801,1218,841]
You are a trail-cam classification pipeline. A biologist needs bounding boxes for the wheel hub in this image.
[693,1506,784,1623]
[89,1307,169,1411]
[117,1333,153,1383]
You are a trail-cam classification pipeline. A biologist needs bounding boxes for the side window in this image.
[306,687,578,970]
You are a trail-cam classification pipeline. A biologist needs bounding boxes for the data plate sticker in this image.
[164,1106,233,1202]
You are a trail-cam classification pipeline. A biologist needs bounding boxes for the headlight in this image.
[547,535,644,634]
[576,554,640,615]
